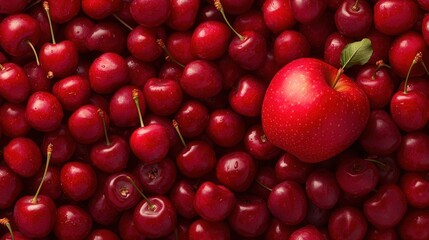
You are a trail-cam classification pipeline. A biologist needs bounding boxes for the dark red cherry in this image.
[127,26,162,62]
[52,75,91,112]
[81,0,122,19]
[176,140,217,179]
[0,103,31,138]
[206,108,246,148]
[53,204,92,240]
[3,137,42,177]
[68,104,107,144]
[328,207,368,240]
[167,0,200,31]
[190,21,231,60]
[0,63,31,103]
[104,172,141,211]
[89,52,129,94]
[334,0,373,38]
[143,77,183,116]
[63,16,95,53]
[86,21,127,53]
[216,151,257,192]
[180,60,223,98]
[0,166,23,209]
[46,0,81,23]
[60,161,97,202]
[135,157,177,195]
[130,0,171,27]
[188,218,231,240]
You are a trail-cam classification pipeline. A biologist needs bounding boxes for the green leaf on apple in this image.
[340,38,373,69]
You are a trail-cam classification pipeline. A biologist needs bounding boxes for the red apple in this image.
[262,58,370,163]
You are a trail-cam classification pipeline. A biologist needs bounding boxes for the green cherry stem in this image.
[98,108,110,146]
[403,52,422,94]
[32,143,53,204]
[156,39,185,68]
[126,176,155,210]
[214,0,244,41]
[172,119,187,148]
[132,89,145,128]
[0,218,14,240]
[43,1,56,45]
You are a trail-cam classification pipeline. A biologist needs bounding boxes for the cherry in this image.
[104,172,141,211]
[25,91,63,132]
[90,110,129,173]
[3,137,42,177]
[0,166,23,209]
[0,103,31,138]
[52,75,91,112]
[63,16,95,53]
[127,26,162,62]
[130,0,171,27]
[109,86,145,128]
[169,180,198,219]
[228,74,267,117]
[68,104,107,144]
[374,0,420,36]
[53,204,92,240]
[129,89,170,164]
[13,144,56,238]
[328,207,368,240]
[88,190,121,226]
[228,195,270,238]
[216,151,257,192]
[194,181,236,222]
[87,229,120,240]
[217,52,246,90]
[290,225,325,240]
[306,168,341,210]
[334,0,373,38]
[233,9,270,39]
[273,30,311,67]
[275,152,313,184]
[243,124,281,161]
[365,28,392,65]
[268,180,308,225]
[0,0,29,14]
[81,0,122,20]
[290,0,328,24]
[132,193,177,238]
[167,0,200,31]
[264,218,296,239]
[126,56,157,88]
[0,63,31,103]
[197,4,223,22]
[375,156,401,186]
[158,61,184,81]
[298,11,336,54]
[118,210,145,240]
[249,166,279,200]
[358,110,402,156]
[164,32,195,66]
[144,113,181,149]
[355,61,395,109]
[143,77,183,116]
[176,139,217,179]
[190,20,231,60]
[46,0,81,23]
[400,172,429,208]
[23,61,53,94]
[324,32,352,69]
[335,156,379,197]
[86,21,127,54]
[41,124,77,164]
[89,52,129,94]
[305,202,331,227]
[388,31,429,78]
[60,161,97,202]
[188,219,231,240]
[39,1,79,79]
[363,184,408,229]
[399,209,429,240]
[0,14,41,57]
[399,77,429,99]
[206,108,246,148]
[174,100,210,138]
[397,132,429,172]
[135,157,177,195]
[262,0,296,34]
[180,59,223,98]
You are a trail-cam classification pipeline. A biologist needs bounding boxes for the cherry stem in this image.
[27,40,40,66]
[132,89,145,128]
[255,180,272,192]
[0,218,14,240]
[98,108,110,146]
[43,1,56,44]
[23,0,42,12]
[403,52,422,94]
[214,0,244,41]
[32,143,53,204]
[172,120,187,148]
[112,14,134,31]
[364,157,387,168]
[371,60,391,79]
[352,0,360,11]
[331,68,344,88]
[126,176,155,210]
[156,39,185,68]
[0,64,4,71]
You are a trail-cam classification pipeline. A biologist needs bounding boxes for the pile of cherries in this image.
[1,0,429,239]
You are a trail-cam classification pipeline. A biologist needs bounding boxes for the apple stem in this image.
[403,52,422,94]
[352,0,360,11]
[0,218,14,240]
[255,180,272,192]
[214,0,244,41]
[132,89,145,128]
[112,14,134,31]
[43,1,56,45]
[26,40,40,66]
[371,60,391,79]
[332,68,344,88]
[172,119,187,148]
[97,108,110,146]
[126,176,155,210]
[32,143,53,204]
[157,39,185,68]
